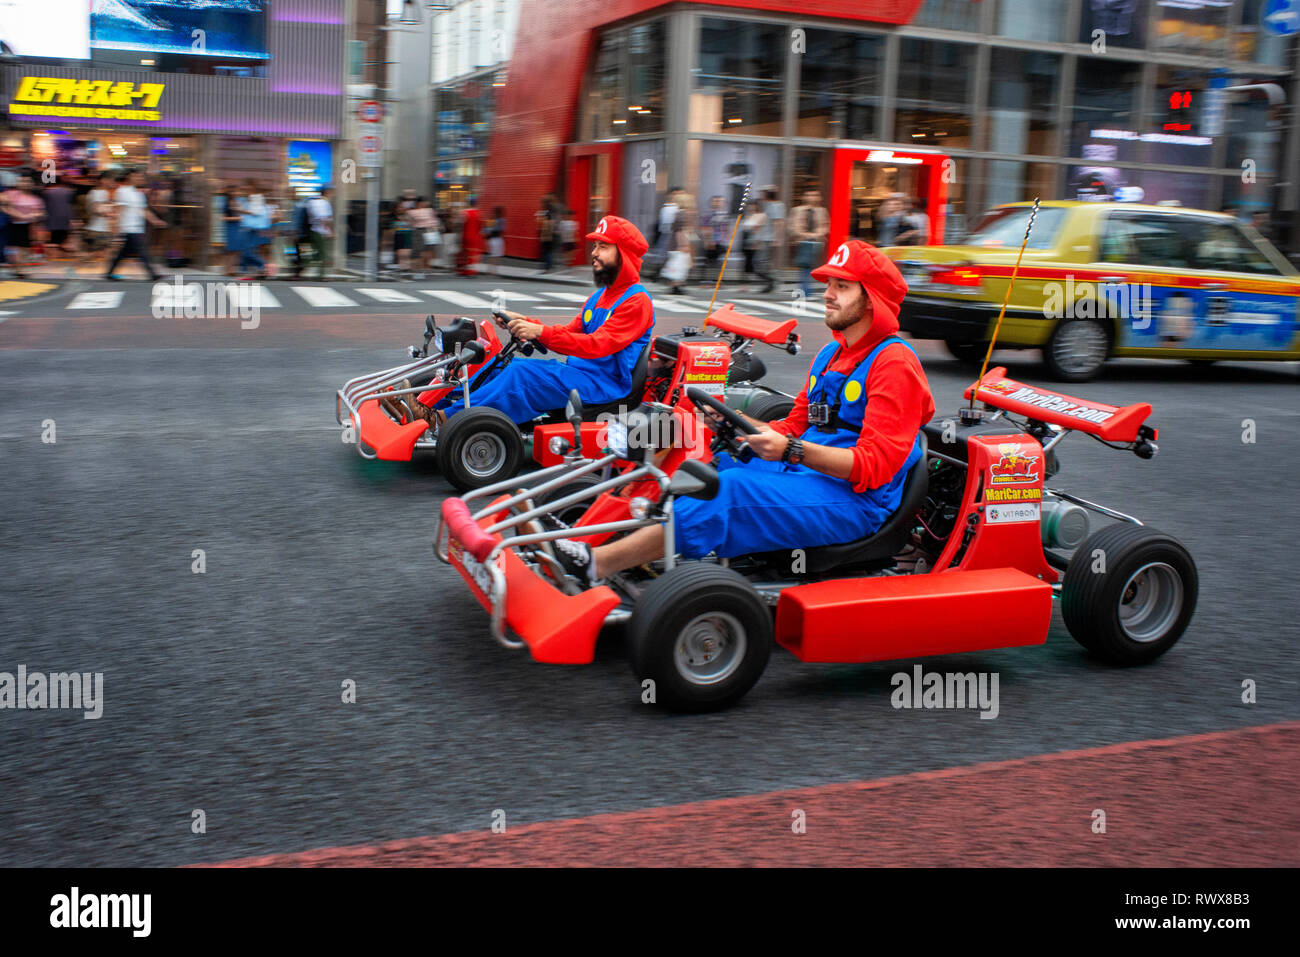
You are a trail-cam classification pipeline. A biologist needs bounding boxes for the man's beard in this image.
[593,254,620,287]
[826,294,869,332]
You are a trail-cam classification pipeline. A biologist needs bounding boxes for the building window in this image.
[1069,57,1142,162]
[435,73,499,157]
[1151,66,1214,167]
[894,38,977,149]
[1078,0,1149,49]
[911,0,984,31]
[987,50,1060,157]
[982,159,1060,210]
[1234,0,1294,65]
[578,21,665,141]
[1153,0,1233,58]
[796,29,884,140]
[993,0,1071,42]
[692,18,786,135]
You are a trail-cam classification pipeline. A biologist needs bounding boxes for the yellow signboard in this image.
[8,77,165,122]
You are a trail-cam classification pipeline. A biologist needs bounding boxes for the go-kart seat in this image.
[756,432,930,576]
[587,342,653,419]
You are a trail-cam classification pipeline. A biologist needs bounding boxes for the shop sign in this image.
[8,76,165,122]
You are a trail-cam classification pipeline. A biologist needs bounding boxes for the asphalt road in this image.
[1,275,1297,866]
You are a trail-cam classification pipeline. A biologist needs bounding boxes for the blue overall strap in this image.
[578,288,603,328]
[805,341,840,402]
[833,336,915,432]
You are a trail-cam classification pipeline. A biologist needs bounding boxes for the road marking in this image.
[153,283,281,310]
[420,289,497,309]
[68,291,125,309]
[538,291,597,304]
[292,287,359,307]
[478,289,547,302]
[729,298,820,316]
[356,288,422,303]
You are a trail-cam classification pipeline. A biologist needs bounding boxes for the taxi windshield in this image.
[966,206,1067,251]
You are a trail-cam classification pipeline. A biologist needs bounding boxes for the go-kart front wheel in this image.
[436,407,524,492]
[1060,523,1198,665]
[628,563,772,712]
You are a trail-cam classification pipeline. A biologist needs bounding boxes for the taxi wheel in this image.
[628,563,773,712]
[1043,319,1109,382]
[944,340,988,366]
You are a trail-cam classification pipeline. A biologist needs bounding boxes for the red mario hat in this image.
[585,215,649,260]
[811,240,909,326]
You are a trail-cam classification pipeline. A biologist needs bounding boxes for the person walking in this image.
[741,198,774,294]
[0,173,45,278]
[82,171,114,268]
[408,197,440,275]
[103,170,164,280]
[306,187,334,279]
[43,176,75,264]
[535,195,557,271]
[790,189,829,298]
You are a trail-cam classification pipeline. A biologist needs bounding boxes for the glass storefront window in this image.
[578,22,665,139]
[987,50,1060,157]
[580,30,626,141]
[1069,57,1142,161]
[621,139,665,242]
[1235,0,1295,65]
[994,0,1070,42]
[1152,66,1214,167]
[627,21,666,135]
[912,0,984,31]
[796,30,884,140]
[1152,0,1232,58]
[1077,0,1149,49]
[692,18,786,135]
[435,73,498,157]
[982,159,1060,210]
[894,39,976,149]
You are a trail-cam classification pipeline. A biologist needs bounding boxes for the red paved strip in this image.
[204,722,1299,867]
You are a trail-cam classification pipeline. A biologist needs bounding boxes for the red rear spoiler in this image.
[964,368,1153,443]
[705,303,799,346]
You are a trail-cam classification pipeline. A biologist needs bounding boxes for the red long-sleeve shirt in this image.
[537,285,654,358]
[769,329,935,494]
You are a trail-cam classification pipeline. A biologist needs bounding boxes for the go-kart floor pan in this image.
[774,567,1053,663]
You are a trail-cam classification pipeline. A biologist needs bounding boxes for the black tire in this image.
[1043,319,1110,382]
[436,407,524,492]
[1060,523,1197,665]
[740,392,794,423]
[534,473,604,527]
[944,339,987,366]
[628,563,773,712]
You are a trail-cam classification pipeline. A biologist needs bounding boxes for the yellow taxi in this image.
[885,200,1300,380]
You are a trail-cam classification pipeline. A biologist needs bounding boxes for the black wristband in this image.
[782,435,805,465]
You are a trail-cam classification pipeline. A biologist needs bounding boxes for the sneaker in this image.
[552,537,596,585]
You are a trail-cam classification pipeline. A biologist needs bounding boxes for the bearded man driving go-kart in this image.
[406,215,656,427]
[554,240,936,581]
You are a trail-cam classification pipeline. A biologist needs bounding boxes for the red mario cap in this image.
[585,214,649,259]
[811,240,909,325]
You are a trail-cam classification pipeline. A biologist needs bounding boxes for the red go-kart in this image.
[435,367,1198,712]
[337,305,800,492]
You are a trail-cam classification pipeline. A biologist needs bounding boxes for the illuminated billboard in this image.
[0,0,92,58]
[91,0,269,60]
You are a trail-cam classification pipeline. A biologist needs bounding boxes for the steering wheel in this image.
[686,386,759,462]
[492,309,549,356]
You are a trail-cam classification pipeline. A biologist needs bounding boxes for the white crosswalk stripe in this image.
[68,291,125,309]
[727,297,818,316]
[537,291,597,304]
[356,288,421,303]
[420,289,497,309]
[479,289,547,302]
[291,286,358,307]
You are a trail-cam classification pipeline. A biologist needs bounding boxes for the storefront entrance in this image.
[828,146,950,250]
[564,143,621,267]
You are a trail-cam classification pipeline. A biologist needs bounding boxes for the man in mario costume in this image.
[412,214,655,426]
[554,239,936,581]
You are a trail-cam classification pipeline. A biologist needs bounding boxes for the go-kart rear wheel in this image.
[628,563,772,712]
[740,392,794,423]
[1060,523,1198,665]
[436,407,524,492]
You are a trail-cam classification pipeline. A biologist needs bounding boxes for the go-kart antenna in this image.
[964,197,1040,422]
[704,182,752,327]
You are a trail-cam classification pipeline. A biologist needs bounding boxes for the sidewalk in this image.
[4,259,355,283]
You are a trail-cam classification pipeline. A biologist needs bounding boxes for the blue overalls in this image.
[440,285,653,424]
[674,336,924,559]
